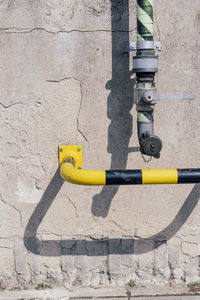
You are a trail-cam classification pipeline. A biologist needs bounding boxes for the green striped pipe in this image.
[137,0,154,41]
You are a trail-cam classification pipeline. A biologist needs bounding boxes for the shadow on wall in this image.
[24,0,200,256]
[91,0,136,218]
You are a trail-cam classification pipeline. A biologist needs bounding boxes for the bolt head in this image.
[77,147,81,151]
[78,166,82,170]
[60,147,63,152]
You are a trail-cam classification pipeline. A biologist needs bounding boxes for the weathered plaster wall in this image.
[0,0,200,291]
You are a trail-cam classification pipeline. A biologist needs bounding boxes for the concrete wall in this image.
[1,0,200,291]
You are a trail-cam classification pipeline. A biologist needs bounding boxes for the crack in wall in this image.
[76,79,89,144]
[0,193,23,227]
[106,241,111,284]
[41,165,48,177]
[68,197,79,219]
[108,220,129,232]
[0,235,22,239]
[0,102,23,109]
[0,27,136,35]
[37,232,62,237]
[46,78,72,83]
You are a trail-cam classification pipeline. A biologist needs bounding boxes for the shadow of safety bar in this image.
[24,166,200,256]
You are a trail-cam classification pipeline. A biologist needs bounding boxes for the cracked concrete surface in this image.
[0,0,200,296]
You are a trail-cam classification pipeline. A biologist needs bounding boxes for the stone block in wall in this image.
[0,240,14,274]
[168,237,183,281]
[184,256,200,284]
[121,239,134,267]
[134,240,154,283]
[73,239,108,287]
[182,242,200,258]
[74,240,88,271]
[14,238,27,275]
[60,239,75,274]
[108,239,121,275]
[168,237,181,270]
[28,253,40,275]
[153,238,170,282]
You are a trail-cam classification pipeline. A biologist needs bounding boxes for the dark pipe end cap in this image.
[141,134,162,158]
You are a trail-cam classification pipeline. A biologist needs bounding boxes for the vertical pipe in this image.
[137,0,154,41]
[136,0,155,155]
[135,1,162,158]
[137,111,154,141]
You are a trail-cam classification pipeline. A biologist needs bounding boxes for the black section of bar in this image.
[106,170,142,185]
[178,169,200,184]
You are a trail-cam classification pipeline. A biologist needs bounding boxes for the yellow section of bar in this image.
[60,163,106,185]
[142,169,178,184]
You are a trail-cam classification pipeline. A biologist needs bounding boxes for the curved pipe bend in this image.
[60,162,105,186]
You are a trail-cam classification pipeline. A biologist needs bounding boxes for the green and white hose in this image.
[137,0,154,41]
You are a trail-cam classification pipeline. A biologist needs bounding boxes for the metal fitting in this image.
[133,55,158,73]
[143,91,195,102]
[124,40,162,74]
[134,82,156,111]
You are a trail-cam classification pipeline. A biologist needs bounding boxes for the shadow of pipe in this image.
[91,0,135,218]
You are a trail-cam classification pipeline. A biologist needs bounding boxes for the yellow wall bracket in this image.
[59,145,105,185]
[59,145,83,168]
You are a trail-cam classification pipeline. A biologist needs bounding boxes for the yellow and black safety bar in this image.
[59,146,200,186]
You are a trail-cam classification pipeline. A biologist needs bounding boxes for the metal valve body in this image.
[134,41,162,159]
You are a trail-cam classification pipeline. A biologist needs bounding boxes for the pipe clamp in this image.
[124,41,162,55]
